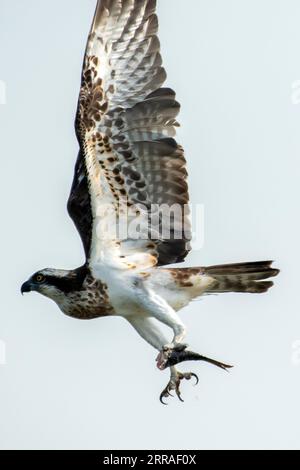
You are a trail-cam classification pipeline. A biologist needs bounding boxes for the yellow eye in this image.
[35,275,45,283]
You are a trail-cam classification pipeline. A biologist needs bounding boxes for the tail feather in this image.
[204,261,279,294]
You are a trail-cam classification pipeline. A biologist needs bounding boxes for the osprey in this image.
[21,0,279,403]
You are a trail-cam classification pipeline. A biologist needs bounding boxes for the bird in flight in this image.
[21,0,279,403]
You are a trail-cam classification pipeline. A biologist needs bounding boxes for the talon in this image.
[160,389,172,405]
[160,394,168,405]
[191,373,199,385]
[183,372,199,385]
[159,369,199,404]
[175,385,184,403]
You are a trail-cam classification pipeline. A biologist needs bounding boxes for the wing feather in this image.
[69,0,191,268]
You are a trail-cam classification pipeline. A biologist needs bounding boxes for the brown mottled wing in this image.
[70,0,191,266]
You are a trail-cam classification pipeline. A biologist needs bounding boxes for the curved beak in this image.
[21,281,32,295]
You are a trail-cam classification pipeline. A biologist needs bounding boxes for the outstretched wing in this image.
[68,0,191,269]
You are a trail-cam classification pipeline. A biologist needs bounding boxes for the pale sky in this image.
[0,0,299,450]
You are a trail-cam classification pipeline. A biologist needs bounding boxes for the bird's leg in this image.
[130,280,233,372]
[160,366,199,405]
[126,316,232,403]
[126,316,168,351]
[134,280,188,358]
[126,317,199,403]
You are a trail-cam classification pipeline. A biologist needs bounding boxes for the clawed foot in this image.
[156,343,188,370]
[160,371,199,405]
[156,343,233,371]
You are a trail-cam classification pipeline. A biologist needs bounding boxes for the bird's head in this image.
[21,268,77,301]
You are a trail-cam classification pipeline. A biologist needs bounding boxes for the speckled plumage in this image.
[58,272,113,320]
[22,0,279,403]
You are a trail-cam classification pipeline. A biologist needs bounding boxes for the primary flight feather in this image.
[22,0,279,403]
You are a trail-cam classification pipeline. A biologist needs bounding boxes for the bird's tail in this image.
[204,261,279,294]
